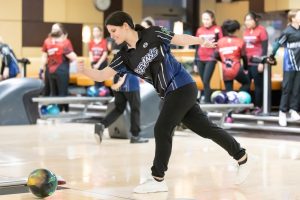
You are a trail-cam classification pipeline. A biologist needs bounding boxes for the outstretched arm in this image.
[171,34,216,48]
[78,63,117,82]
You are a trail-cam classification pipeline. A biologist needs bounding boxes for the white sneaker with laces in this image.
[290,109,300,121]
[133,177,168,193]
[235,154,257,185]
[278,111,287,127]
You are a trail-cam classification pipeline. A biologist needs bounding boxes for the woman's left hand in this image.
[3,67,9,79]
[258,63,264,73]
[111,84,120,91]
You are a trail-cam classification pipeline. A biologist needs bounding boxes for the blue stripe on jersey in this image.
[284,48,300,71]
[119,74,140,92]
[160,44,194,97]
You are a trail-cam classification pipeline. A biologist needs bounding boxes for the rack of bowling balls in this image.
[210,90,252,105]
[86,86,111,97]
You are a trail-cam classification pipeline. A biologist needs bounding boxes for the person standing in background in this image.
[243,12,268,115]
[268,10,300,126]
[41,23,77,112]
[89,26,108,87]
[194,10,223,103]
[216,20,250,92]
[0,37,20,81]
[94,73,149,144]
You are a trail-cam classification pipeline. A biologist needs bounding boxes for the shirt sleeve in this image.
[151,26,175,45]
[195,28,201,37]
[218,27,224,39]
[271,31,288,56]
[259,26,268,42]
[103,39,108,51]
[240,41,248,70]
[63,39,74,55]
[88,41,92,51]
[42,39,47,53]
[108,52,128,76]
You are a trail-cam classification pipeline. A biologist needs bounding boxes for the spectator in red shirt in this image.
[88,26,108,87]
[243,12,268,114]
[89,26,108,70]
[41,23,77,112]
[194,10,223,103]
[216,20,250,92]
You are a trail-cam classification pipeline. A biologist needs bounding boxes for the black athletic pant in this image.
[151,83,246,178]
[43,67,51,96]
[49,65,69,112]
[224,67,250,92]
[248,65,263,107]
[280,71,300,112]
[101,90,141,136]
[196,60,216,103]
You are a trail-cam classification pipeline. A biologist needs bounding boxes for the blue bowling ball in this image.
[40,105,48,115]
[46,105,60,115]
[211,90,222,103]
[214,92,228,104]
[87,86,98,97]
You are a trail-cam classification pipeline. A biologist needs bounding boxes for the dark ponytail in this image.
[105,11,135,29]
[222,20,240,36]
[134,24,145,31]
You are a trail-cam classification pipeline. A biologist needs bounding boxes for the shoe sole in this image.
[289,118,300,122]
[133,190,168,194]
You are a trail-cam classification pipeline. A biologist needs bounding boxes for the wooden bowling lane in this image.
[0,123,300,199]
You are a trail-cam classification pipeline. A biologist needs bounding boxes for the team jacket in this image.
[271,25,300,71]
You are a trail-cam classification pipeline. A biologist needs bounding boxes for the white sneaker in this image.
[235,154,257,185]
[278,111,287,127]
[133,177,168,193]
[289,110,300,121]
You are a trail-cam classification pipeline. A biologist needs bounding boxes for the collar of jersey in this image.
[125,31,143,52]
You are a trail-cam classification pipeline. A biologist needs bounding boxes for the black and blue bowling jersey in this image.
[109,26,194,98]
[272,25,300,71]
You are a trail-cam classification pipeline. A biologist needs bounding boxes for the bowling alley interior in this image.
[0,0,300,199]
